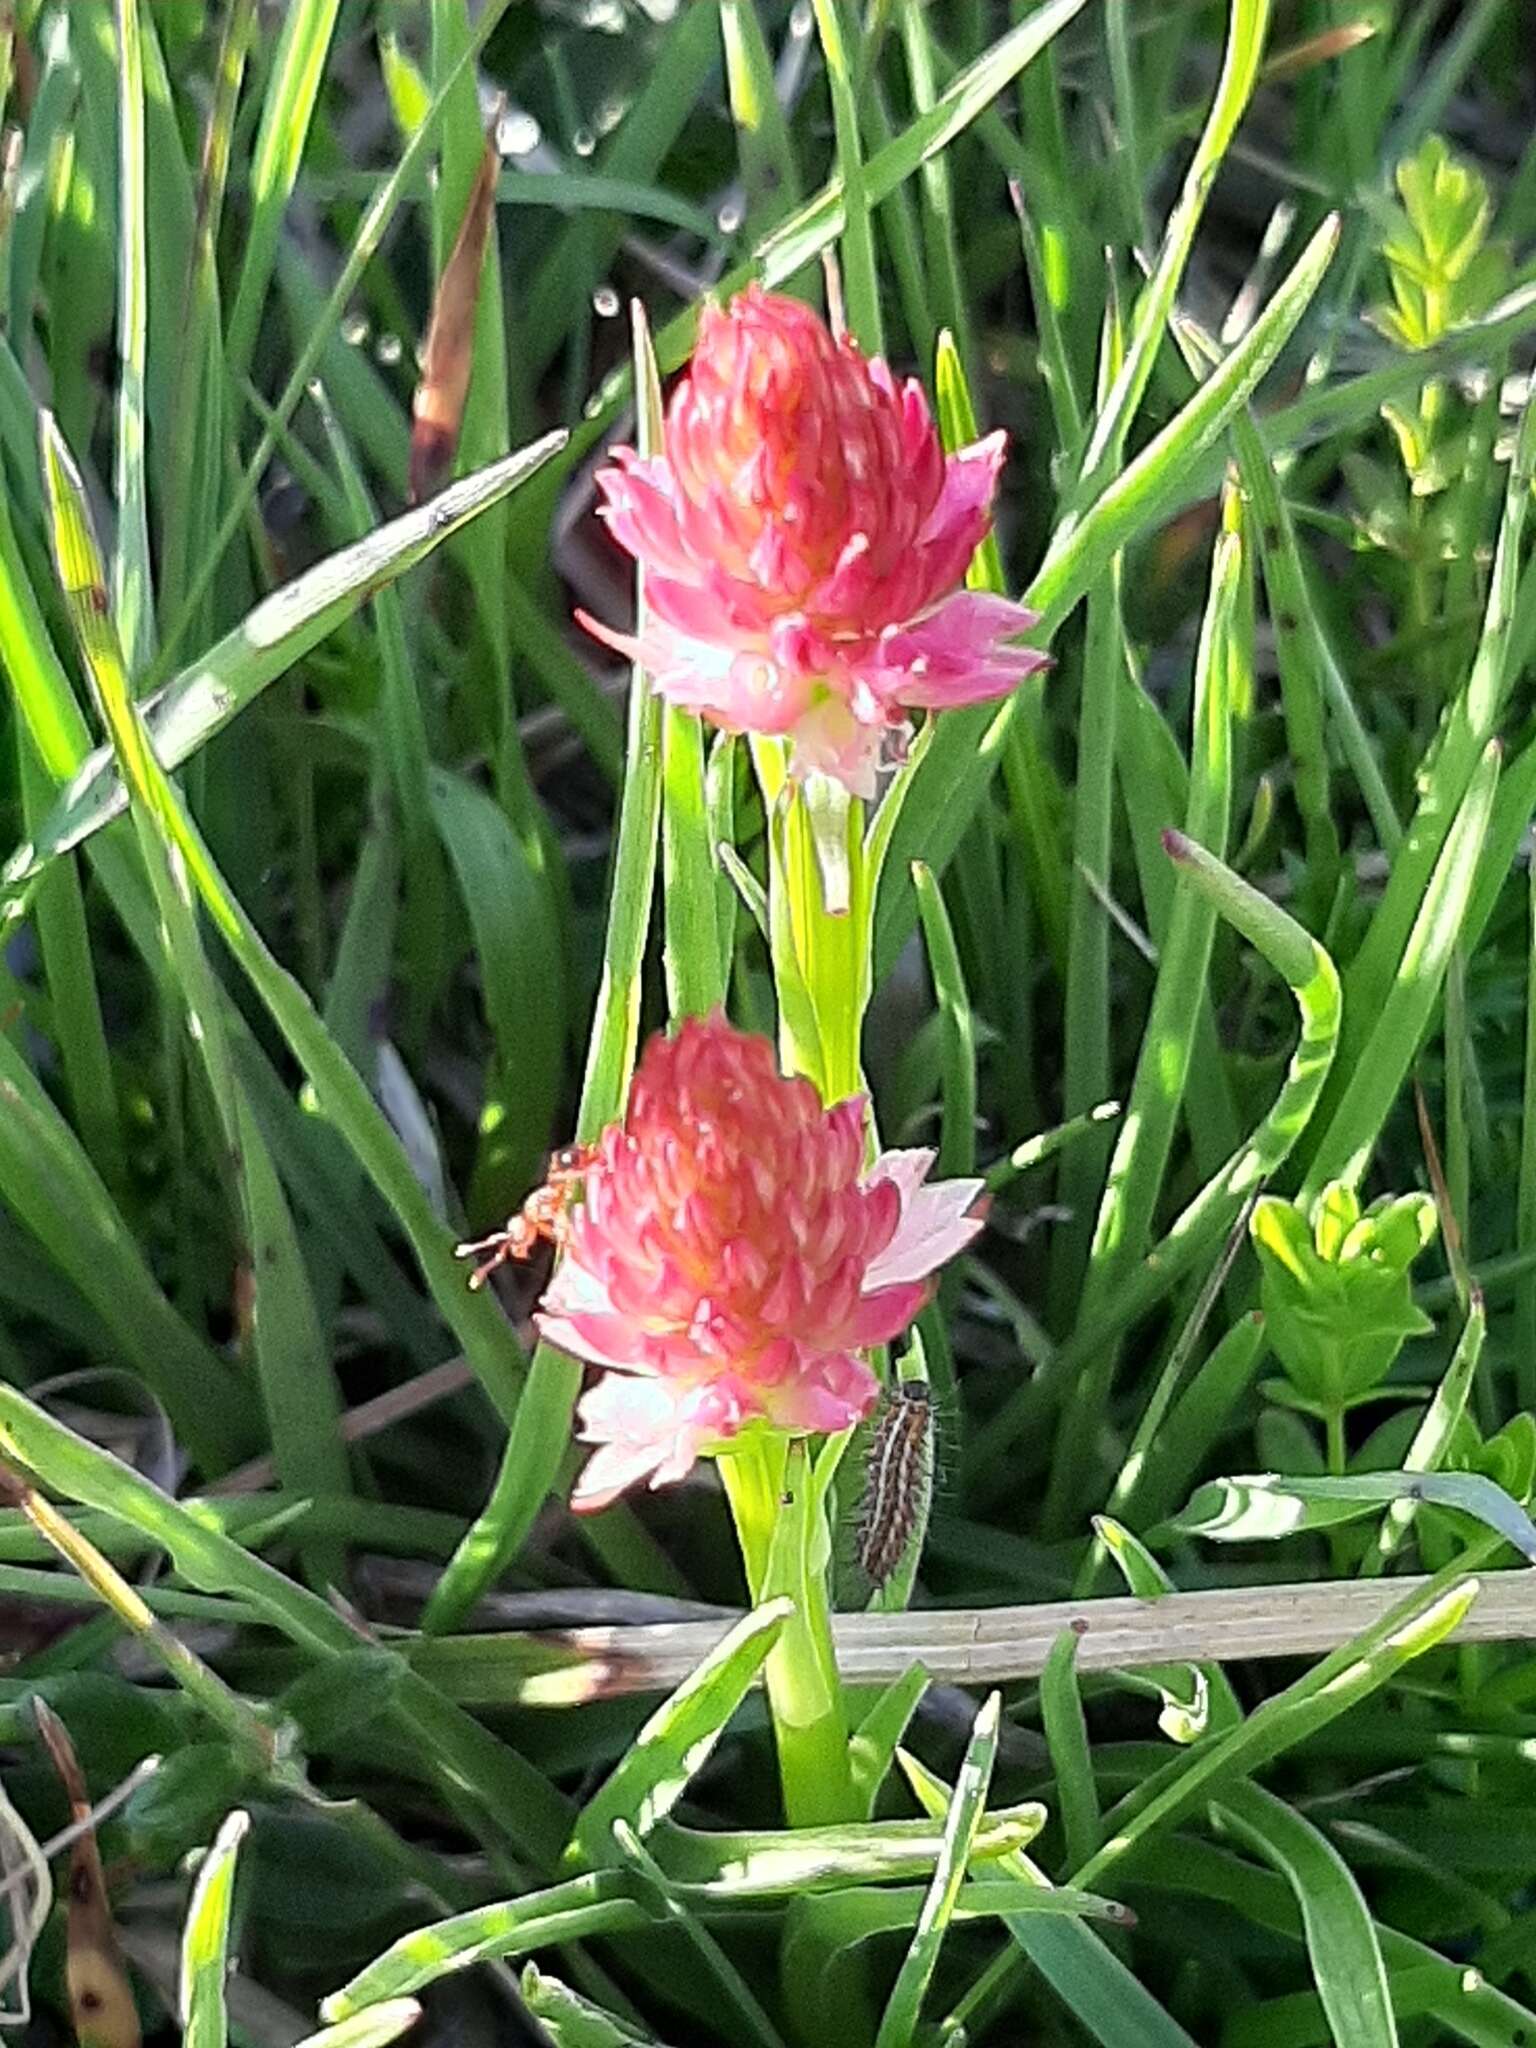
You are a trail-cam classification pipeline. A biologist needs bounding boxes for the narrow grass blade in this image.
[112,0,153,673]
[1044,501,1244,1531]
[321,1875,645,2019]
[1077,0,1271,490]
[567,1602,791,1872]
[179,1809,249,2048]
[1307,399,1536,1164]
[1304,738,1501,1198]
[874,212,1340,974]
[812,0,881,352]
[225,0,341,382]
[7,437,566,892]
[1040,1635,1099,1870]
[874,1694,1000,2048]
[848,1665,928,1819]
[1211,1783,1398,2048]
[423,304,668,1633]
[911,863,975,1179]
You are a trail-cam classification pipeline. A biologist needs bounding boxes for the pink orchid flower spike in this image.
[534,1011,986,1512]
[580,285,1049,795]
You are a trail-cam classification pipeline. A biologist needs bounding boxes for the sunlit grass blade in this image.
[874,211,1340,974]
[874,1694,1000,2048]
[7,435,565,893]
[41,412,348,1532]
[1304,739,1501,1198]
[423,303,668,1634]
[179,1809,249,2048]
[112,0,153,673]
[224,0,340,384]
[1043,496,1245,1533]
[1076,0,1271,493]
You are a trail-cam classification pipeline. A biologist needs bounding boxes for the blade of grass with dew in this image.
[224,0,340,385]
[1304,739,1501,1199]
[430,0,528,803]
[423,304,669,1634]
[874,1694,1001,2048]
[1211,1783,1398,2048]
[157,0,518,678]
[8,435,565,891]
[521,0,1091,497]
[180,1809,248,2048]
[157,0,254,638]
[1043,496,1244,1534]
[874,212,1340,977]
[41,414,348,1535]
[521,0,725,387]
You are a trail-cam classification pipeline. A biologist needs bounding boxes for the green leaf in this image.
[179,1810,249,2048]
[1211,1783,1398,2048]
[566,1601,791,1872]
[875,1694,1001,2048]
[1169,1471,1536,1561]
[6,437,566,894]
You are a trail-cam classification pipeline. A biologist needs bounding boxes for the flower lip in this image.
[583,285,1049,791]
[533,1012,987,1508]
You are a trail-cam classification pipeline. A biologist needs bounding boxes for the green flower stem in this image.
[719,1436,853,1827]
[736,743,878,1827]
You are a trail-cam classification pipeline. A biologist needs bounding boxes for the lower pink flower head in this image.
[581,286,1049,796]
[537,1011,986,1512]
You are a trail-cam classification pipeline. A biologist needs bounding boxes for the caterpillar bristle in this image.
[855,1380,934,1589]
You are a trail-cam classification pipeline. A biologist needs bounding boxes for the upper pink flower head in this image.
[582,286,1048,795]
[537,1011,986,1512]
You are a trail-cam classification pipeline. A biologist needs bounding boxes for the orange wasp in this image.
[454,1144,595,1290]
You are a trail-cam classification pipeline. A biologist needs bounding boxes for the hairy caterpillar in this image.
[855,1380,934,1589]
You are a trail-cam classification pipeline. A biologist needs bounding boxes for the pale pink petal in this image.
[763,1350,879,1433]
[536,1308,646,1372]
[867,1148,939,1208]
[863,1179,987,1291]
[862,592,1049,712]
[849,1279,932,1347]
[571,1371,757,1513]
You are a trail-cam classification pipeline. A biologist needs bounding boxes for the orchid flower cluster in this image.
[542,287,1035,1507]
[471,287,1040,1822]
